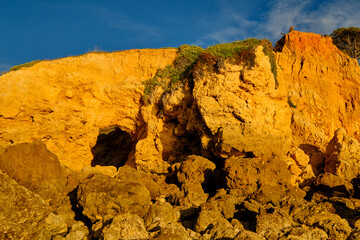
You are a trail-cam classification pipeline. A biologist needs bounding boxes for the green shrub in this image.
[9,60,42,72]
[142,39,279,103]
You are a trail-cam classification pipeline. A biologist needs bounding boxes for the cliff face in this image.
[0,49,177,170]
[1,32,360,239]
[276,31,360,148]
[0,32,360,175]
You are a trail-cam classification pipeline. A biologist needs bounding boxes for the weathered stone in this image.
[208,188,239,219]
[278,227,328,240]
[291,202,352,239]
[194,202,227,233]
[0,170,51,239]
[255,207,295,239]
[82,165,117,178]
[205,220,241,239]
[0,49,178,171]
[101,213,149,240]
[64,222,89,240]
[176,154,216,184]
[0,142,67,204]
[151,222,191,240]
[179,180,208,207]
[144,201,180,228]
[116,165,161,199]
[315,172,353,197]
[325,128,360,180]
[77,173,151,224]
[234,230,266,240]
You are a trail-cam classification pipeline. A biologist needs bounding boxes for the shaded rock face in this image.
[0,141,68,203]
[1,31,360,239]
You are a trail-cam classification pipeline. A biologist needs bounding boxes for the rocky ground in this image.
[1,31,360,239]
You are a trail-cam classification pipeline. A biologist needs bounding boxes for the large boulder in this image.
[76,173,151,224]
[0,171,51,239]
[0,141,68,203]
[325,128,360,180]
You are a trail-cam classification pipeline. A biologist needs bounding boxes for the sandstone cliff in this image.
[1,32,360,239]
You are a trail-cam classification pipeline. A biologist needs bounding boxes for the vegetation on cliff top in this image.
[331,26,360,60]
[143,39,278,104]
[9,60,43,72]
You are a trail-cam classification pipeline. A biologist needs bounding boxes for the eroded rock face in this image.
[0,49,177,170]
[276,31,360,149]
[325,128,360,180]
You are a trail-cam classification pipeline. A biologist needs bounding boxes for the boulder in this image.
[0,170,51,239]
[176,154,216,184]
[144,201,180,228]
[325,128,360,180]
[76,173,151,224]
[116,165,161,199]
[101,213,149,240]
[291,202,352,239]
[0,142,68,204]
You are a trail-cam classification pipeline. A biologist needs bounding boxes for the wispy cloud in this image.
[86,5,160,38]
[198,0,360,45]
[264,0,360,40]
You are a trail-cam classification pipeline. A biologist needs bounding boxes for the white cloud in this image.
[198,0,360,45]
[264,0,360,40]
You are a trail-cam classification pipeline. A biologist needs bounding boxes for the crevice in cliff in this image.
[67,187,93,231]
[91,126,132,168]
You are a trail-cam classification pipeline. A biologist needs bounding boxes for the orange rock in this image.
[0,49,177,170]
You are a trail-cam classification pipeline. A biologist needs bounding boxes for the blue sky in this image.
[1,0,359,72]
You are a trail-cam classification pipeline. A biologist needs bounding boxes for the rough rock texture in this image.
[325,128,360,180]
[276,31,360,149]
[0,141,68,203]
[115,165,161,199]
[0,171,50,239]
[101,213,149,240]
[1,31,360,239]
[0,49,177,170]
[76,173,151,223]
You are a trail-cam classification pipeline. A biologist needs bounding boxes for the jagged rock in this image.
[224,156,295,202]
[115,165,161,199]
[62,222,89,240]
[0,170,51,239]
[77,173,151,224]
[325,128,360,180]
[82,165,117,178]
[176,154,216,184]
[277,31,360,149]
[314,172,353,197]
[144,201,180,228]
[192,46,293,160]
[0,142,68,204]
[278,227,328,239]
[194,202,228,233]
[101,213,149,240]
[255,206,295,239]
[291,202,352,239]
[151,222,191,240]
[179,180,208,207]
[207,188,240,219]
[234,230,266,240]
[204,220,241,239]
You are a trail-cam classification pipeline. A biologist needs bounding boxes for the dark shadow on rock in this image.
[299,144,326,176]
[67,187,92,230]
[91,126,132,168]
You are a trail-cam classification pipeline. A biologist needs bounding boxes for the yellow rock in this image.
[0,49,177,170]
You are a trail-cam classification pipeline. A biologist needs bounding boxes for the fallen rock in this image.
[314,172,353,197]
[77,173,151,224]
[234,230,266,240]
[291,202,352,239]
[115,165,161,200]
[144,201,180,228]
[179,180,208,207]
[0,170,51,239]
[325,128,360,180]
[101,213,149,240]
[0,141,67,204]
[176,154,216,184]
